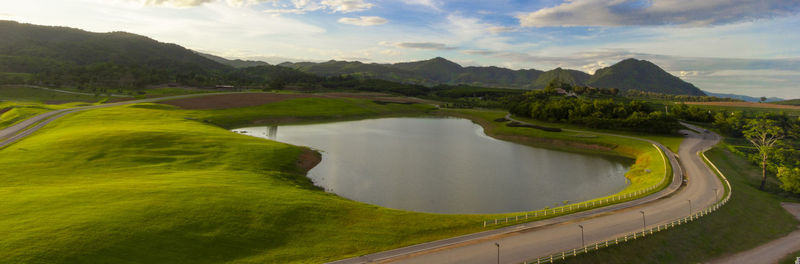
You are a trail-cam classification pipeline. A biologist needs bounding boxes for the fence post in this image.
[483,221,486,227]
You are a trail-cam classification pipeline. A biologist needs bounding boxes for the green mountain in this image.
[282,57,701,95]
[702,90,783,102]
[0,20,232,88]
[586,58,705,96]
[197,52,270,68]
[533,68,591,88]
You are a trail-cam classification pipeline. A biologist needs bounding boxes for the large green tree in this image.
[743,119,785,190]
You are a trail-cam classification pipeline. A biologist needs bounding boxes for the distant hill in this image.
[702,90,784,102]
[280,57,550,89]
[586,59,704,96]
[197,52,271,68]
[772,99,800,106]
[283,57,704,95]
[0,20,231,88]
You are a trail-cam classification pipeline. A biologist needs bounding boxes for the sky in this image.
[2,0,800,98]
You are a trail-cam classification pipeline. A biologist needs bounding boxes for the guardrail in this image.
[483,144,671,227]
[520,149,732,264]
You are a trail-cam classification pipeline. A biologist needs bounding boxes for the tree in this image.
[760,97,767,103]
[743,119,785,190]
[776,167,800,194]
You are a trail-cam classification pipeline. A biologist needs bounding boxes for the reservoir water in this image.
[233,117,632,214]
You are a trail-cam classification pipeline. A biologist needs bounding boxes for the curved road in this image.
[332,120,723,264]
[0,93,226,148]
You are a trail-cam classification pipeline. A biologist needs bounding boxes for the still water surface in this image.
[234,117,631,214]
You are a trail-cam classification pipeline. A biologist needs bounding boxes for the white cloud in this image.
[402,0,440,11]
[264,0,373,14]
[487,26,515,33]
[396,42,456,50]
[518,0,800,27]
[321,0,372,12]
[338,16,386,26]
[140,0,214,7]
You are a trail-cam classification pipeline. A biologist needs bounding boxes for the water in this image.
[233,117,632,214]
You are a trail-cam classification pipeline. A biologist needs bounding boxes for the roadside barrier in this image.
[483,144,671,228]
[519,149,732,264]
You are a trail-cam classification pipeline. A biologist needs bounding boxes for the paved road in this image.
[0,93,228,148]
[711,202,800,264]
[331,120,723,264]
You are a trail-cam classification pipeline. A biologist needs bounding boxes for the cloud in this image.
[396,42,456,50]
[140,0,215,7]
[462,49,498,55]
[487,26,515,33]
[518,0,800,27]
[264,0,373,14]
[402,0,440,11]
[338,16,387,26]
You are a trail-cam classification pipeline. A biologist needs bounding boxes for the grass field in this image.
[0,101,93,130]
[780,251,800,264]
[556,146,798,263]
[0,96,676,263]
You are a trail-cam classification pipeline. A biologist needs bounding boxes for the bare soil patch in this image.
[297,148,322,173]
[162,93,316,109]
[161,92,432,110]
[684,101,800,110]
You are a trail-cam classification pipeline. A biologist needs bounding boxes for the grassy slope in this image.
[780,251,800,264]
[0,98,675,263]
[557,147,798,263]
[0,101,92,130]
[0,100,492,263]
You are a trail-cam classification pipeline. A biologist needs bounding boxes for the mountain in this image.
[197,52,271,68]
[533,68,591,88]
[280,58,550,89]
[0,20,232,88]
[283,57,704,95]
[586,58,705,96]
[702,90,784,102]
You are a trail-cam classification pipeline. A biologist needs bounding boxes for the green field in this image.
[1,95,679,263]
[557,146,798,263]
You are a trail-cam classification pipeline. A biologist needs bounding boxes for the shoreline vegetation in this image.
[1,91,674,263]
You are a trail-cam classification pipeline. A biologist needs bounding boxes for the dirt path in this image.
[709,203,800,264]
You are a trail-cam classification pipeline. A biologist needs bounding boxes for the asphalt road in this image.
[331,121,723,264]
[0,93,226,148]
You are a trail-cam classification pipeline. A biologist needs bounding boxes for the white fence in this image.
[520,150,732,264]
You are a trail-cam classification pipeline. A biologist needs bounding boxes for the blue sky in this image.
[2,0,800,98]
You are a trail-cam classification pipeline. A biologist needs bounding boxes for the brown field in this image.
[161,92,432,110]
[684,101,800,110]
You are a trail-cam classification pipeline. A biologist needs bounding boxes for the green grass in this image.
[556,146,798,263]
[688,103,800,116]
[0,102,490,263]
[190,97,438,128]
[0,85,110,103]
[0,97,676,263]
[0,101,92,130]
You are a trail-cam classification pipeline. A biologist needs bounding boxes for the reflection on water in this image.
[233,117,632,214]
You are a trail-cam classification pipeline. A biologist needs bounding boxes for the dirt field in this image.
[161,92,432,110]
[684,101,800,110]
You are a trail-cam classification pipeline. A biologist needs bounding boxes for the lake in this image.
[233,117,632,214]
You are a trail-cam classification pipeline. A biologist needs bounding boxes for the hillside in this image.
[586,59,704,96]
[0,20,231,88]
[283,57,704,95]
[703,90,784,102]
[197,52,270,68]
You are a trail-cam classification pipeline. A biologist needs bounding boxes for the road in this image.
[710,202,800,264]
[0,93,227,148]
[331,121,723,264]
